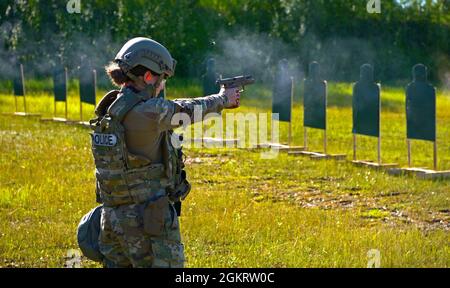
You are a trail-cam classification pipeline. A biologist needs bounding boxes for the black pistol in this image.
[216,75,255,90]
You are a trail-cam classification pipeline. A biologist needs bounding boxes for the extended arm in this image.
[137,88,239,132]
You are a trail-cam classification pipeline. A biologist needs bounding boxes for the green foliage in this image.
[0,0,448,84]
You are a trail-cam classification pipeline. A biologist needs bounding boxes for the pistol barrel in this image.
[216,75,255,89]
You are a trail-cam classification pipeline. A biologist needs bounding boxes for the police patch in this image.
[92,133,117,147]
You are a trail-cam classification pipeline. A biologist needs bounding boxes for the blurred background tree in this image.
[0,0,448,85]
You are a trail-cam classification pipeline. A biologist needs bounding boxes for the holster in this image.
[162,130,191,217]
[174,201,182,217]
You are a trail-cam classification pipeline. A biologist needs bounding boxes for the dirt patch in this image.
[266,188,449,232]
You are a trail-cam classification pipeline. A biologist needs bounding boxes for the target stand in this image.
[351,134,398,170]
[387,64,449,180]
[349,64,396,169]
[387,139,450,180]
[288,128,345,160]
[251,117,304,152]
[257,75,304,152]
[252,120,305,152]
[41,68,77,124]
[289,63,343,160]
[77,67,97,128]
[9,64,41,118]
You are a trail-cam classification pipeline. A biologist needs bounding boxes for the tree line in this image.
[0,0,448,85]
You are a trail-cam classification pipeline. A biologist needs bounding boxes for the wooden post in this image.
[324,83,328,154]
[433,141,437,171]
[353,134,357,161]
[53,68,57,117]
[271,115,274,145]
[64,68,68,120]
[378,85,381,164]
[304,128,308,150]
[378,135,381,164]
[20,64,26,113]
[433,110,437,170]
[289,76,294,147]
[288,120,292,147]
[23,92,27,114]
[93,69,97,107]
[407,139,411,167]
[14,93,18,112]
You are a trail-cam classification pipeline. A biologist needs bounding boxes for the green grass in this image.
[0,80,449,267]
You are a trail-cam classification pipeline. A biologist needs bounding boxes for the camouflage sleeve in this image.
[138,93,228,132]
[173,93,228,120]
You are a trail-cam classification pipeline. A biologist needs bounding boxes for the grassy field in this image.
[0,79,449,267]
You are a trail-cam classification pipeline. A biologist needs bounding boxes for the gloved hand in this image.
[220,86,240,109]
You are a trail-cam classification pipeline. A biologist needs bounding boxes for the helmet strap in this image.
[143,76,163,99]
[140,83,157,99]
[125,71,160,99]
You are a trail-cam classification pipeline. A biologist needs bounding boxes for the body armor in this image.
[89,88,190,207]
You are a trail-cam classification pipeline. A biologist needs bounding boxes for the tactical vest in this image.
[89,88,190,207]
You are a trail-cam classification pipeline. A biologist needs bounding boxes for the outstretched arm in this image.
[137,87,240,132]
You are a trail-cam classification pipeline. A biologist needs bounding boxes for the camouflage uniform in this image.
[99,202,182,268]
[95,86,228,268]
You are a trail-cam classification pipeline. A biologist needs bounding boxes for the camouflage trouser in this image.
[99,200,184,268]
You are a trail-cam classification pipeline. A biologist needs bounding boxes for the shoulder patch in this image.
[92,133,117,147]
